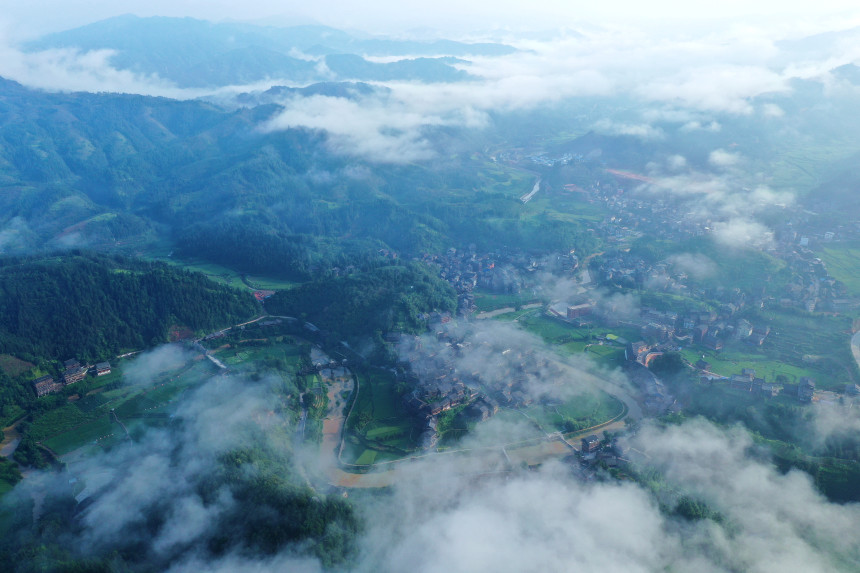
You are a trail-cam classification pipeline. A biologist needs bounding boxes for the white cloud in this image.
[667,253,718,279]
[712,218,774,249]
[681,120,722,132]
[593,119,666,140]
[708,148,742,167]
[122,344,196,387]
[0,44,189,96]
[0,216,33,254]
[633,420,860,572]
[357,417,860,572]
[636,65,788,114]
[666,154,687,170]
[261,94,454,162]
[763,102,786,116]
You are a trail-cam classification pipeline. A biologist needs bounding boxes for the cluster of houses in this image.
[695,360,820,403]
[570,172,860,321]
[424,246,579,317]
[779,241,860,313]
[572,432,631,480]
[32,358,111,397]
[396,327,569,448]
[727,368,781,398]
[590,182,854,308]
[615,303,773,362]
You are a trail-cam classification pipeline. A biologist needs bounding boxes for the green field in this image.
[43,417,115,455]
[245,276,301,291]
[32,336,311,458]
[86,368,124,391]
[148,251,305,292]
[153,257,246,288]
[515,312,580,342]
[820,242,860,297]
[585,345,626,367]
[680,307,856,391]
[680,346,821,385]
[214,338,305,376]
[512,312,633,363]
[474,290,540,313]
[343,369,417,465]
[0,355,34,377]
[520,390,624,434]
[476,162,535,197]
[767,139,860,194]
[764,309,857,388]
[28,357,220,456]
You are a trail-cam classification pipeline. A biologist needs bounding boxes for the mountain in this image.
[323,54,472,82]
[232,82,385,106]
[0,77,601,277]
[25,15,511,87]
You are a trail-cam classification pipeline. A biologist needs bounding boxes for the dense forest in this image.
[0,252,258,362]
[0,252,258,422]
[0,78,602,279]
[0,436,359,571]
[266,262,457,340]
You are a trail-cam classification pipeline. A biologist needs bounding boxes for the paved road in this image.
[851,331,860,372]
[325,353,640,488]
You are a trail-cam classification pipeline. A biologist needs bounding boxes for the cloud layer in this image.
[2,18,858,164]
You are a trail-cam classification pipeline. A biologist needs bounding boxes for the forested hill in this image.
[265,262,457,341]
[0,77,600,278]
[0,253,259,363]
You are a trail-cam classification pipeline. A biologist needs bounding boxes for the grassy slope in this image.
[820,242,860,297]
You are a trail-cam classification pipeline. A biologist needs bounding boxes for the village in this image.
[412,163,860,443]
[32,358,112,397]
[19,164,860,481]
[395,328,574,449]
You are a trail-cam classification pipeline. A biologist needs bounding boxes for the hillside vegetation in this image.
[0,253,258,363]
[266,262,457,340]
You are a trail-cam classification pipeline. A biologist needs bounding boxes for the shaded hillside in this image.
[0,252,259,362]
[265,262,457,340]
[803,150,860,216]
[0,78,600,273]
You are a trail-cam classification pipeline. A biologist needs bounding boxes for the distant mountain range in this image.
[0,75,600,276]
[25,15,514,87]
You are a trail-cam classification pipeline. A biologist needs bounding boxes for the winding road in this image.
[851,331,860,373]
[321,348,642,488]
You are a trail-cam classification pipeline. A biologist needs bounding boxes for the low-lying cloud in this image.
[122,344,197,388]
[712,218,775,249]
[708,148,742,168]
[397,320,620,407]
[0,43,187,96]
[7,335,860,572]
[2,19,855,163]
[261,93,485,163]
[353,416,860,572]
[666,253,718,280]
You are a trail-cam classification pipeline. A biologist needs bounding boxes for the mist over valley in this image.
[2,4,860,572]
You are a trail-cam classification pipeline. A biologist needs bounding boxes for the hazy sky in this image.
[3,0,860,39]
